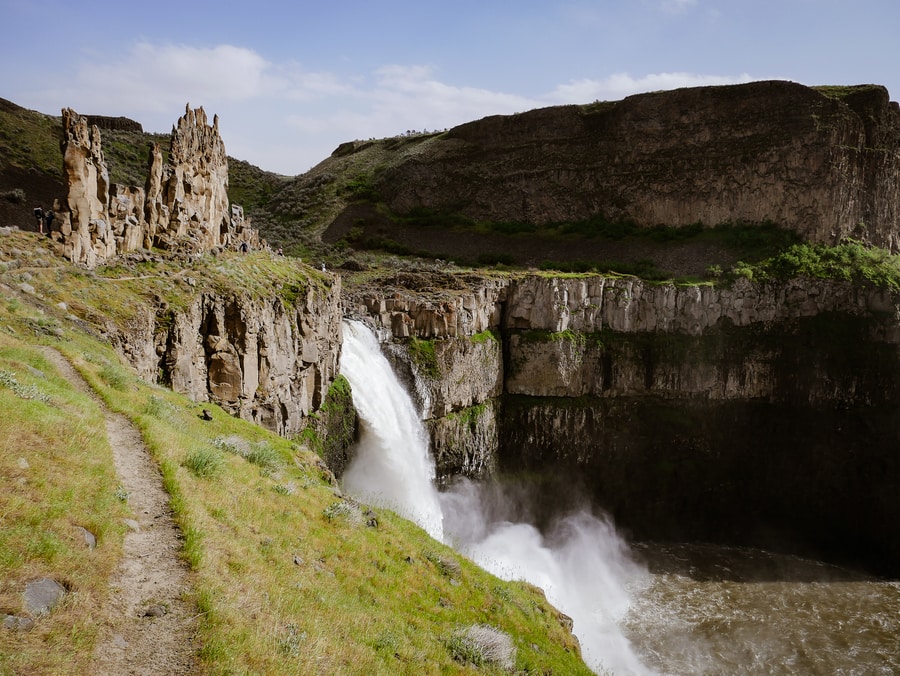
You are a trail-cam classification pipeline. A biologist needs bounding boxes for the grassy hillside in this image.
[0,230,590,674]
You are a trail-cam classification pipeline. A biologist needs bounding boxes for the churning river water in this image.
[339,320,900,675]
[624,542,900,675]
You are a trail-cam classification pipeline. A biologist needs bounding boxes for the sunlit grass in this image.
[59,321,588,674]
[0,328,127,674]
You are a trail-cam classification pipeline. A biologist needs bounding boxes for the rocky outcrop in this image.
[146,105,232,252]
[344,275,507,476]
[352,271,900,574]
[373,81,900,249]
[116,279,343,437]
[57,108,113,267]
[51,105,259,268]
[343,273,506,339]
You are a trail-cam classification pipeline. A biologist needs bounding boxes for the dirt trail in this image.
[42,349,198,674]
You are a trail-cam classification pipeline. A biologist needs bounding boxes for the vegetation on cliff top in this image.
[730,239,900,291]
[5,92,898,288]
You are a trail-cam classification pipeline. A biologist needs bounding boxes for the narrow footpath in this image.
[42,349,198,674]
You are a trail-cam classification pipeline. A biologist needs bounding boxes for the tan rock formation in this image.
[113,281,343,437]
[149,104,231,251]
[57,108,113,267]
[53,104,259,267]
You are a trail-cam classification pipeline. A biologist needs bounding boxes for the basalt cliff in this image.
[318,81,900,272]
[345,270,900,576]
[21,103,343,436]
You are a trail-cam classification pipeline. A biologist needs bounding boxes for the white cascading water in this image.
[340,320,444,541]
[339,320,652,675]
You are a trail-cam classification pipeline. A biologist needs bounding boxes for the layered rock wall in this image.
[51,105,259,268]
[376,81,900,248]
[116,280,343,437]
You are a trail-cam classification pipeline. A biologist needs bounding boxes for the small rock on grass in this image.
[23,577,66,617]
[78,526,97,549]
[2,615,35,631]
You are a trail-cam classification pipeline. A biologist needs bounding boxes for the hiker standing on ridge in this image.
[43,209,54,235]
[33,206,44,233]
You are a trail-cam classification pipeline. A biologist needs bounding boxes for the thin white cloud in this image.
[73,43,276,114]
[546,72,757,103]
[661,0,698,13]
[26,40,767,173]
[285,64,540,144]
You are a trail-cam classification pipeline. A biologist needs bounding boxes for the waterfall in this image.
[339,320,444,541]
[339,320,651,675]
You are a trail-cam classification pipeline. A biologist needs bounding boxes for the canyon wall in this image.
[114,278,343,437]
[373,81,900,249]
[52,105,259,268]
[350,272,900,574]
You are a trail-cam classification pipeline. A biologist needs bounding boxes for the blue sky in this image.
[2,0,898,175]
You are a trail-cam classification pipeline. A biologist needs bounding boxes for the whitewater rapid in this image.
[339,320,900,675]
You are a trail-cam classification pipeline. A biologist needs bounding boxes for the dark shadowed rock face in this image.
[84,115,143,133]
[375,81,900,249]
[350,272,900,576]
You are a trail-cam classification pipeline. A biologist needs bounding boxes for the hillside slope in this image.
[7,81,899,278]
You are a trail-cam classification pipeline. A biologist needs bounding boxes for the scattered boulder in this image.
[26,365,45,379]
[2,614,35,631]
[23,577,66,617]
[77,526,97,549]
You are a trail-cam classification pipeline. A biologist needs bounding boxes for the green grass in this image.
[470,329,500,345]
[0,103,63,176]
[0,335,128,674]
[407,336,441,379]
[730,239,900,290]
[182,445,226,478]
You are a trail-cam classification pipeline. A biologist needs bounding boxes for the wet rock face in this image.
[376,81,900,249]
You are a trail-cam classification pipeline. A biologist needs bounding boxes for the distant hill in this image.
[3,81,899,278]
